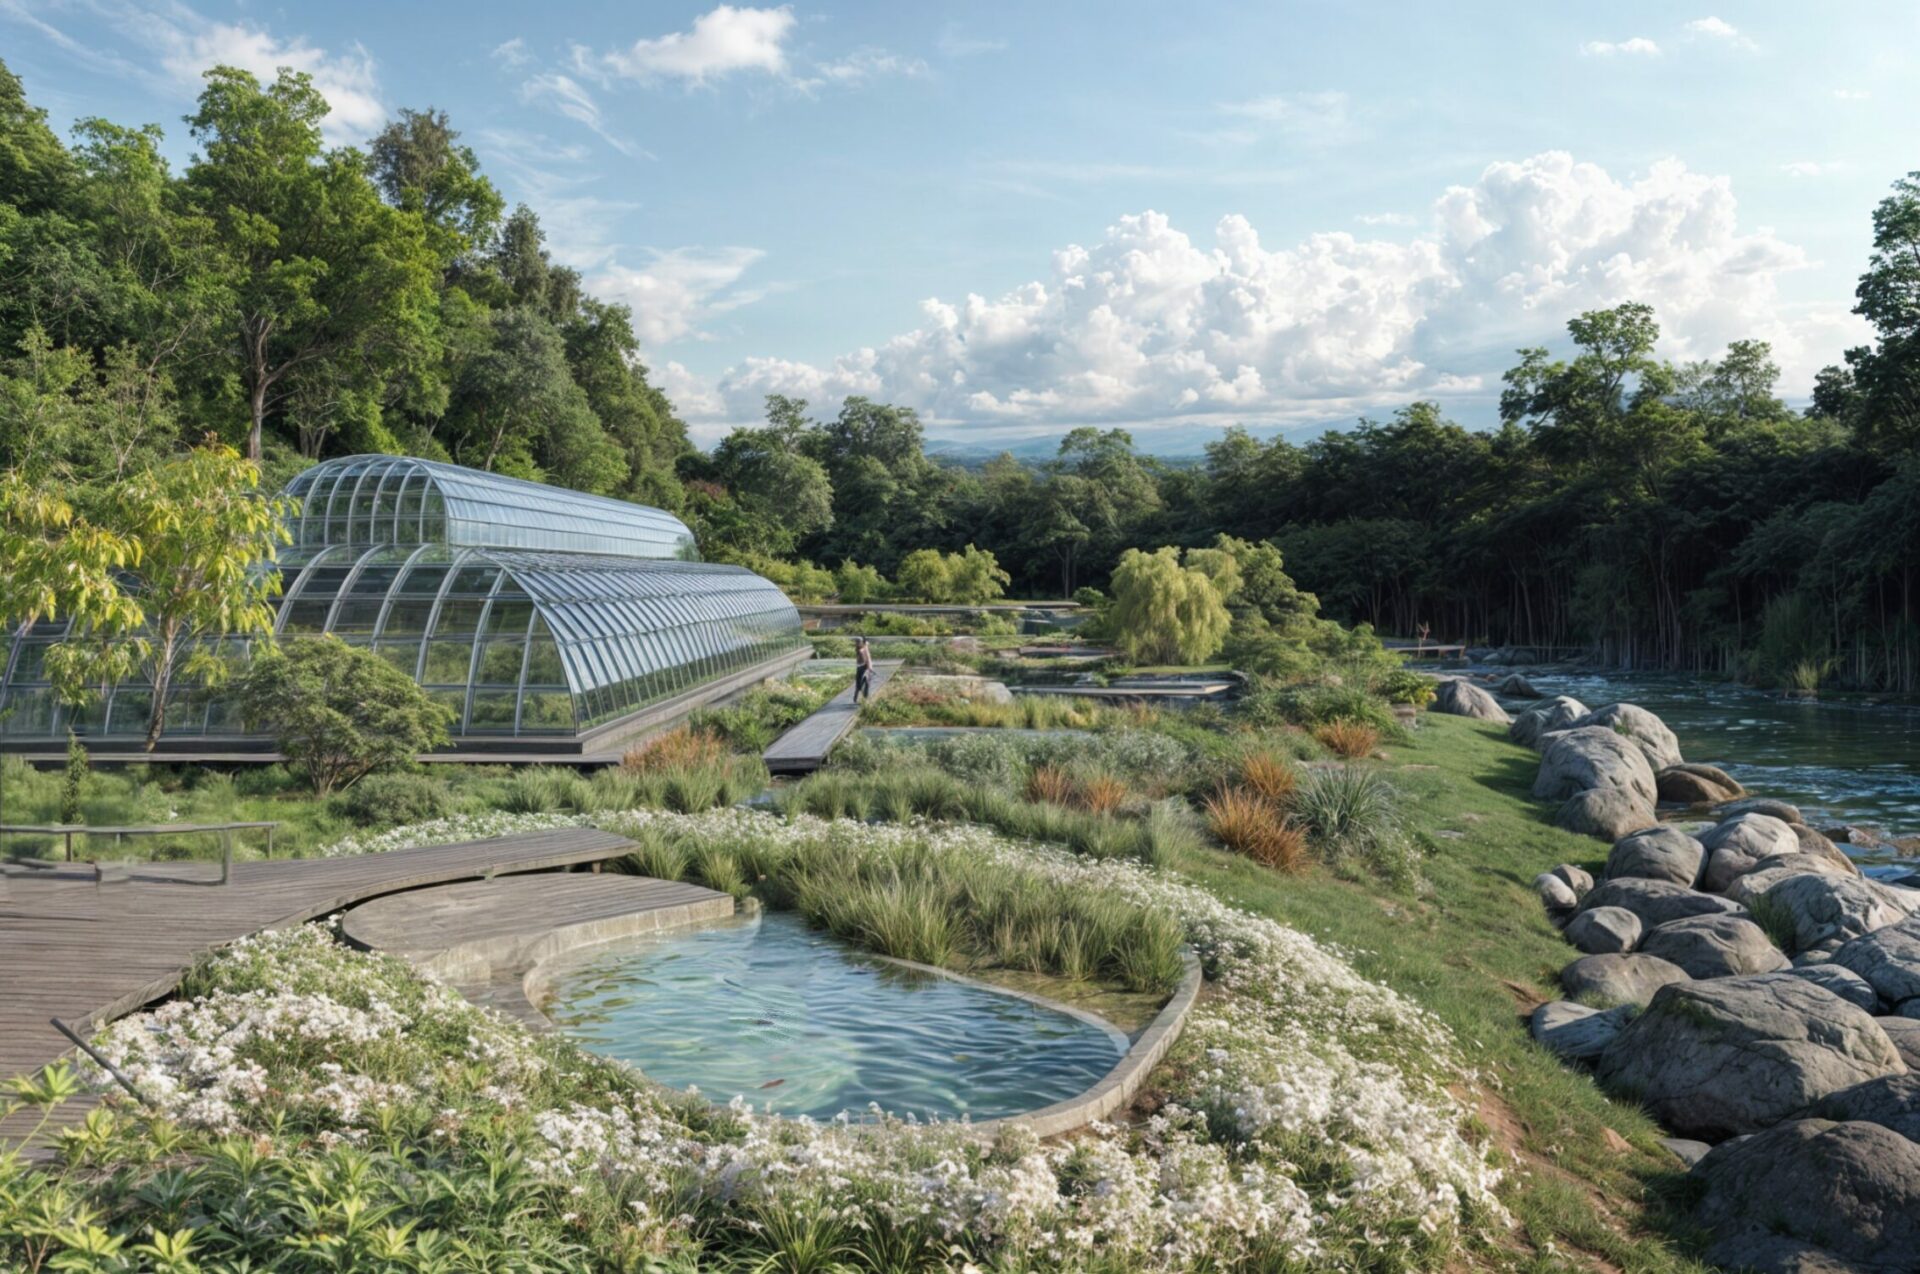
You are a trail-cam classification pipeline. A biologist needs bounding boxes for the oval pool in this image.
[538,911,1128,1122]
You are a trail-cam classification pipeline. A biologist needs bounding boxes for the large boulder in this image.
[1880,1018,1920,1069]
[1565,906,1641,955]
[1508,695,1587,749]
[1700,813,1803,892]
[1831,917,1920,1008]
[1431,677,1510,723]
[1606,826,1705,887]
[1570,703,1683,769]
[1595,979,1907,1138]
[1691,1120,1920,1271]
[1768,964,1880,1012]
[1554,788,1655,841]
[1655,762,1744,806]
[1548,863,1594,899]
[1763,875,1914,955]
[1639,914,1790,979]
[1713,796,1804,825]
[1561,952,1691,1007]
[1533,727,1658,805]
[1728,863,1845,910]
[1529,1000,1633,1062]
[1576,876,1742,930]
[1814,1073,1920,1143]
[1792,824,1863,876]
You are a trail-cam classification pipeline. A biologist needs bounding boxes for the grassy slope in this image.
[1166,712,1706,1273]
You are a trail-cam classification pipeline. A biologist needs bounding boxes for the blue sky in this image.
[4,1,1915,448]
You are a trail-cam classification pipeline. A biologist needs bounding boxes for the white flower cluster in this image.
[107,809,1503,1266]
[314,811,583,858]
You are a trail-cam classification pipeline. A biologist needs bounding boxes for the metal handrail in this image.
[0,820,279,885]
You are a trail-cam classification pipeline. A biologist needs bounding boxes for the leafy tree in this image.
[59,729,87,823]
[184,67,438,461]
[1106,547,1231,665]
[693,407,834,556]
[834,560,888,603]
[440,306,610,482]
[947,545,1011,604]
[0,470,144,686]
[73,444,294,749]
[235,635,454,794]
[894,549,954,603]
[369,107,503,261]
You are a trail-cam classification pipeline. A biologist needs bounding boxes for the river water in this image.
[1504,668,1920,850]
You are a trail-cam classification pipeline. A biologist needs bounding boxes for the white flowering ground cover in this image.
[8,809,1505,1272]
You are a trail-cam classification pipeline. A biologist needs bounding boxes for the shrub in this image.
[338,771,453,826]
[1377,667,1437,707]
[1239,681,1397,734]
[1076,772,1130,815]
[1026,764,1077,806]
[623,726,729,774]
[59,730,88,823]
[809,634,856,658]
[1315,721,1381,759]
[1204,789,1309,871]
[234,635,454,795]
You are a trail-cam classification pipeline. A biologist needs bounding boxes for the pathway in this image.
[762,660,901,774]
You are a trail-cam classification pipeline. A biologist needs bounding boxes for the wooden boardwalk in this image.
[763,660,900,774]
[0,825,636,1141]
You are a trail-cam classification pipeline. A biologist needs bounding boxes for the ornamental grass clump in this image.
[1204,787,1310,872]
[1236,750,1298,806]
[622,726,729,773]
[1315,720,1382,759]
[1291,764,1416,882]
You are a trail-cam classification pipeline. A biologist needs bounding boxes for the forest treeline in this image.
[4,57,1918,692]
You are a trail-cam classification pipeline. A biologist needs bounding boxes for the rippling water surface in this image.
[1516,669,1920,840]
[542,911,1126,1122]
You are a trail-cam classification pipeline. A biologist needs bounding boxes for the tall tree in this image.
[184,67,437,461]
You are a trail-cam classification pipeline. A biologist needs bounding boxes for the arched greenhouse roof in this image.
[284,454,698,560]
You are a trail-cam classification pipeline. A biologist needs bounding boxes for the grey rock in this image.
[1655,761,1744,805]
[1792,824,1864,876]
[1768,964,1879,1012]
[1700,813,1804,893]
[1562,952,1691,1007]
[1508,695,1587,749]
[1703,1232,1891,1274]
[1729,863,1836,909]
[1555,787,1656,841]
[1831,917,1920,1007]
[1877,1017,1920,1069]
[1606,826,1705,887]
[1570,702,1684,770]
[1549,863,1594,899]
[1814,1073,1920,1143]
[1533,726,1658,805]
[1766,875,1914,955]
[1529,1000,1634,1062]
[1713,796,1805,825]
[1576,876,1743,930]
[1639,914,1790,979]
[1533,871,1579,911]
[1431,677,1510,723]
[1565,906,1641,955]
[1660,1137,1712,1167]
[1596,980,1906,1138]
[1497,672,1542,699]
[1692,1120,1920,1270]
[1825,824,1891,850]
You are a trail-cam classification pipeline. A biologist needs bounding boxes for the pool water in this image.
[540,911,1128,1122]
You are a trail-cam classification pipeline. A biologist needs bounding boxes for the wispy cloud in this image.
[1581,36,1661,57]
[518,72,649,159]
[1220,91,1349,134]
[1780,160,1842,178]
[492,37,533,69]
[1356,211,1416,227]
[591,246,772,346]
[1685,16,1757,50]
[936,23,1005,59]
[1833,88,1870,100]
[797,47,928,91]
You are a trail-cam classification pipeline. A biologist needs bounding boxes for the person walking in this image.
[853,636,874,703]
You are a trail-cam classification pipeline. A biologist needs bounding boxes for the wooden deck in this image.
[762,660,900,774]
[0,825,636,1141]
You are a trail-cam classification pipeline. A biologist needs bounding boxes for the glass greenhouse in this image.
[0,456,807,750]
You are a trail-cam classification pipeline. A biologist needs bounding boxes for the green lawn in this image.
[1165,712,1707,1272]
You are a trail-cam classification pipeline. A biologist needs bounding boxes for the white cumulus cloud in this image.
[682,151,1861,433]
[1685,16,1755,49]
[147,12,386,142]
[1581,37,1662,57]
[587,4,794,84]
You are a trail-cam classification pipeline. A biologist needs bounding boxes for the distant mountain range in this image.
[923,420,1317,464]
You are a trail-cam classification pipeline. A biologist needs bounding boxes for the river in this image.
[1501,668,1920,858]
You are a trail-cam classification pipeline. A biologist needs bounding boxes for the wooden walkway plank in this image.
[0,825,637,1143]
[762,660,901,775]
